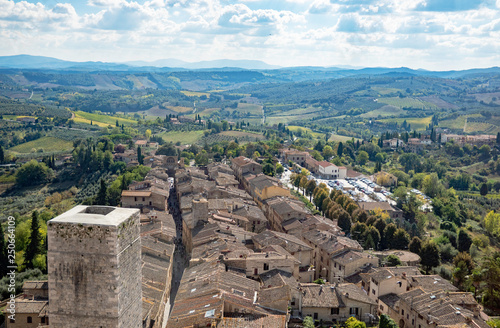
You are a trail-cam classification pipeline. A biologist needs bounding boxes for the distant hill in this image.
[0,55,499,79]
[1,55,500,91]
[0,54,131,71]
[0,55,280,71]
[126,58,281,70]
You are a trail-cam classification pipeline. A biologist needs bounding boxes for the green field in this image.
[237,103,263,115]
[186,107,220,119]
[9,137,74,153]
[465,122,500,134]
[371,87,403,95]
[73,111,137,127]
[377,97,436,109]
[266,107,325,125]
[440,114,482,131]
[158,130,205,144]
[220,130,265,140]
[287,126,325,139]
[180,91,210,97]
[272,106,322,116]
[377,116,433,131]
[329,134,361,142]
[360,105,404,118]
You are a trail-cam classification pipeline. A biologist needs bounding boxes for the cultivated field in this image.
[164,105,194,113]
[371,87,402,95]
[329,134,362,142]
[377,97,437,109]
[360,105,404,118]
[237,103,263,115]
[73,111,137,127]
[377,116,433,131]
[138,106,178,119]
[180,91,210,97]
[198,130,265,145]
[419,96,458,109]
[287,126,325,139]
[9,136,74,153]
[159,130,205,144]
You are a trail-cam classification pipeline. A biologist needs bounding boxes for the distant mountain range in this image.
[0,55,280,70]
[125,58,281,70]
[0,55,499,80]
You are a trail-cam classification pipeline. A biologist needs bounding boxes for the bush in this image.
[440,221,457,231]
[16,160,53,186]
[434,266,452,280]
[439,243,458,263]
[385,254,402,267]
[472,235,489,248]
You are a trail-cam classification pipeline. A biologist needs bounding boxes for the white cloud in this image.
[87,0,126,7]
[0,0,498,69]
[308,0,337,14]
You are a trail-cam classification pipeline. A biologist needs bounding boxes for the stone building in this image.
[4,281,49,328]
[47,206,142,328]
[231,156,262,181]
[298,283,377,324]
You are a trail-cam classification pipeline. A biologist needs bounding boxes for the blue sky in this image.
[1,0,499,70]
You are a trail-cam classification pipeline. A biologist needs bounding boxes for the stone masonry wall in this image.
[48,208,142,328]
[117,212,142,328]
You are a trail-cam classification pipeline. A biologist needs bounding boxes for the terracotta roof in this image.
[249,174,281,192]
[318,161,335,168]
[358,201,397,212]
[253,230,312,253]
[121,190,152,197]
[267,197,308,217]
[409,275,459,293]
[13,300,48,314]
[300,283,342,308]
[232,156,258,167]
[260,269,299,290]
[378,293,400,308]
[336,282,376,305]
[332,250,375,266]
[258,285,291,304]
[23,280,48,290]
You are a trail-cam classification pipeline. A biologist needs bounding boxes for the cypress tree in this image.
[95,179,108,205]
[0,223,8,276]
[337,142,343,157]
[480,183,488,196]
[137,146,143,165]
[420,241,440,274]
[457,229,472,253]
[25,211,41,269]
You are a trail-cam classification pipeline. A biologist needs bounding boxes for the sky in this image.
[1,0,500,70]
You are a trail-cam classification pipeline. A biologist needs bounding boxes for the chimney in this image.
[473,306,480,318]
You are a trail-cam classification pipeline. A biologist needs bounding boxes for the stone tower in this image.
[192,197,209,227]
[47,206,142,328]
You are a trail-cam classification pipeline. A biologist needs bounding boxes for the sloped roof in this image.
[260,269,299,290]
[332,250,375,266]
[253,230,312,253]
[300,283,343,308]
[358,201,397,212]
[336,283,376,305]
[409,275,459,293]
[122,190,152,197]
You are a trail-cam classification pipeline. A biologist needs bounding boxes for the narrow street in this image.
[167,184,187,315]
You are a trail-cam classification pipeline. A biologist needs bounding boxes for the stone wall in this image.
[48,206,142,328]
